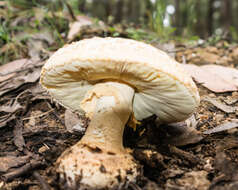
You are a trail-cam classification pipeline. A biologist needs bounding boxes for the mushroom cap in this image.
[40,37,199,123]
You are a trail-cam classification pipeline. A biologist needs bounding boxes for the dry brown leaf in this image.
[0,1,6,6]
[27,31,53,61]
[203,120,238,134]
[156,43,176,58]
[0,67,41,96]
[0,59,31,82]
[196,51,220,65]
[182,64,238,92]
[0,101,23,113]
[202,65,238,87]
[64,109,86,133]
[224,96,238,105]
[67,15,93,41]
[0,115,16,128]
[159,115,203,146]
[203,97,238,113]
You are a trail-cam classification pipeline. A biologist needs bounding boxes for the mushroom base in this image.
[57,143,139,190]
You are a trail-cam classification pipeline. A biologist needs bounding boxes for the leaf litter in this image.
[182,64,238,93]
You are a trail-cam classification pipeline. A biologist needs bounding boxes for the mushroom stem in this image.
[80,82,135,153]
[57,82,139,189]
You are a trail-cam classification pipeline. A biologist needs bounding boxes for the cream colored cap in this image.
[40,37,200,123]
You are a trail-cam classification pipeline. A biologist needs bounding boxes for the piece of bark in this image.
[13,120,25,151]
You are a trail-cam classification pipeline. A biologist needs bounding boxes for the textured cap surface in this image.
[40,37,199,123]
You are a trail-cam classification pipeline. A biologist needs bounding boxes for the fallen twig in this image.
[128,182,142,190]
[169,145,200,165]
[22,109,54,121]
[33,171,51,190]
[2,159,43,182]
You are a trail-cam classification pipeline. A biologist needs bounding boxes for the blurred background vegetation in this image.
[0,0,238,64]
[74,0,238,41]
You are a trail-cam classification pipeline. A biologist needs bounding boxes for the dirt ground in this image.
[1,42,238,190]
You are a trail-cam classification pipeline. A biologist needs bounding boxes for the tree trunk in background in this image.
[175,0,181,35]
[131,0,141,23]
[235,1,238,29]
[76,0,237,39]
[207,0,214,36]
[181,0,188,35]
[127,0,133,22]
[91,0,108,21]
[221,0,232,35]
[78,0,85,13]
[115,0,124,23]
[104,0,112,20]
[144,0,153,29]
[195,0,203,37]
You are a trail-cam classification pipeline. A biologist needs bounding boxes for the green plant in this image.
[126,28,158,42]
[0,24,10,43]
[148,0,175,40]
[230,26,238,42]
[151,0,166,36]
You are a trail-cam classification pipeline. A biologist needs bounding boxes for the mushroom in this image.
[40,37,200,189]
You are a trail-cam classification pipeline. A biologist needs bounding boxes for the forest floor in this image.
[1,36,238,190]
[1,4,238,189]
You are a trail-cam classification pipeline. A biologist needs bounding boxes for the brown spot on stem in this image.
[107,151,116,155]
[126,169,133,175]
[116,174,122,182]
[99,164,106,173]
[85,145,102,153]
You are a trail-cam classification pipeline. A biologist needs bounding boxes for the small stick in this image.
[46,102,65,125]
[22,109,54,121]
[62,0,77,21]
[33,171,51,190]
[169,145,200,165]
[128,182,142,190]
[2,160,43,182]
